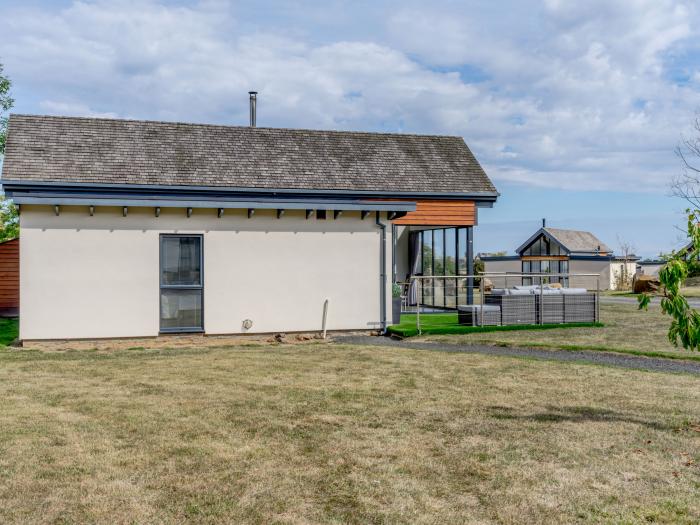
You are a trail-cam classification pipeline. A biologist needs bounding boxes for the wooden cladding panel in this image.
[0,239,19,309]
[392,200,476,226]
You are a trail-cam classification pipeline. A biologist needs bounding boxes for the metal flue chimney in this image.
[248,91,257,127]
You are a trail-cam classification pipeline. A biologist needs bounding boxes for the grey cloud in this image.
[0,0,699,193]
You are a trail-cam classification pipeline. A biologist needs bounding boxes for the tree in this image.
[614,235,635,290]
[0,62,17,242]
[636,114,700,350]
[0,62,13,154]
[639,210,700,351]
[639,113,700,349]
[473,257,484,286]
[669,114,700,209]
[639,115,700,351]
[0,197,18,242]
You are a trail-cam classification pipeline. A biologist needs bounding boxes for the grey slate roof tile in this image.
[544,228,612,253]
[1,114,497,195]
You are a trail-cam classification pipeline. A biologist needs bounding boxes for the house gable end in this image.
[516,229,569,256]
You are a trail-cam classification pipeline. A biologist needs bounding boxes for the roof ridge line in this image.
[8,113,465,140]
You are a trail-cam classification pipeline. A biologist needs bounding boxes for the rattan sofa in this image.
[458,286,597,326]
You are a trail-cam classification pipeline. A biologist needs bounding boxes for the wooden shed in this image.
[0,238,19,317]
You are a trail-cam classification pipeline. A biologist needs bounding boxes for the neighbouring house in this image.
[637,259,664,277]
[0,112,497,341]
[0,238,19,317]
[675,241,700,263]
[480,223,638,291]
[637,241,700,278]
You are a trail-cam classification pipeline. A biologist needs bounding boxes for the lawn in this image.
[0,342,698,523]
[676,285,700,298]
[388,312,601,337]
[421,303,696,358]
[0,317,18,346]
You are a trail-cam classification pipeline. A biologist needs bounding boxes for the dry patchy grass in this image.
[680,285,700,298]
[424,303,685,356]
[606,284,700,298]
[0,343,698,523]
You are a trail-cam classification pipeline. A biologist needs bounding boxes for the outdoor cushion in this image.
[457,305,501,312]
[560,288,588,295]
[509,289,534,295]
[490,288,509,295]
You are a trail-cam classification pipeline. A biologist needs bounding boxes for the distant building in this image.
[479,225,639,291]
[637,259,664,277]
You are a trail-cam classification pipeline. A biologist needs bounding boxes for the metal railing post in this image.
[416,277,421,335]
[479,273,485,326]
[596,277,600,323]
[539,279,544,325]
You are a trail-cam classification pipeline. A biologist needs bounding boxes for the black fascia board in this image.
[0,179,499,204]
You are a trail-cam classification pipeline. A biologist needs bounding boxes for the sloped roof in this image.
[544,228,611,253]
[516,227,612,255]
[1,114,497,196]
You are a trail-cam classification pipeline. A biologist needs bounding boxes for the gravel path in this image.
[600,295,700,307]
[334,335,700,375]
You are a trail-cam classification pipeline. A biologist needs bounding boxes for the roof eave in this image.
[12,195,415,212]
[1,179,499,203]
[515,228,571,256]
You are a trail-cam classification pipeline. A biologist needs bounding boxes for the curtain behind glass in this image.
[408,232,421,306]
[162,237,201,285]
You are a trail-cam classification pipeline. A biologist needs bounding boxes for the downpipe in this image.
[375,212,387,333]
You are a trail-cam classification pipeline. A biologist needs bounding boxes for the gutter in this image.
[375,212,387,333]
[0,179,500,203]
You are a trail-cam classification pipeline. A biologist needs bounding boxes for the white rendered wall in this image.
[608,261,637,290]
[19,205,392,340]
[638,263,663,277]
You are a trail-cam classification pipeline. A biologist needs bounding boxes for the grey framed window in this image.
[457,228,467,304]
[445,228,456,307]
[522,259,569,286]
[410,227,470,308]
[523,260,532,285]
[160,235,203,332]
[422,230,433,305]
[523,234,564,257]
[560,260,569,286]
[433,229,445,306]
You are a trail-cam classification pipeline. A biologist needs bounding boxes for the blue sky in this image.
[1,0,700,257]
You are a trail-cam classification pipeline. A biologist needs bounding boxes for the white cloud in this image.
[38,100,118,119]
[1,0,699,194]
[387,0,700,191]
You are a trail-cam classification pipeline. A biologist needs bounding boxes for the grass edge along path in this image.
[387,312,602,337]
[454,339,700,364]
